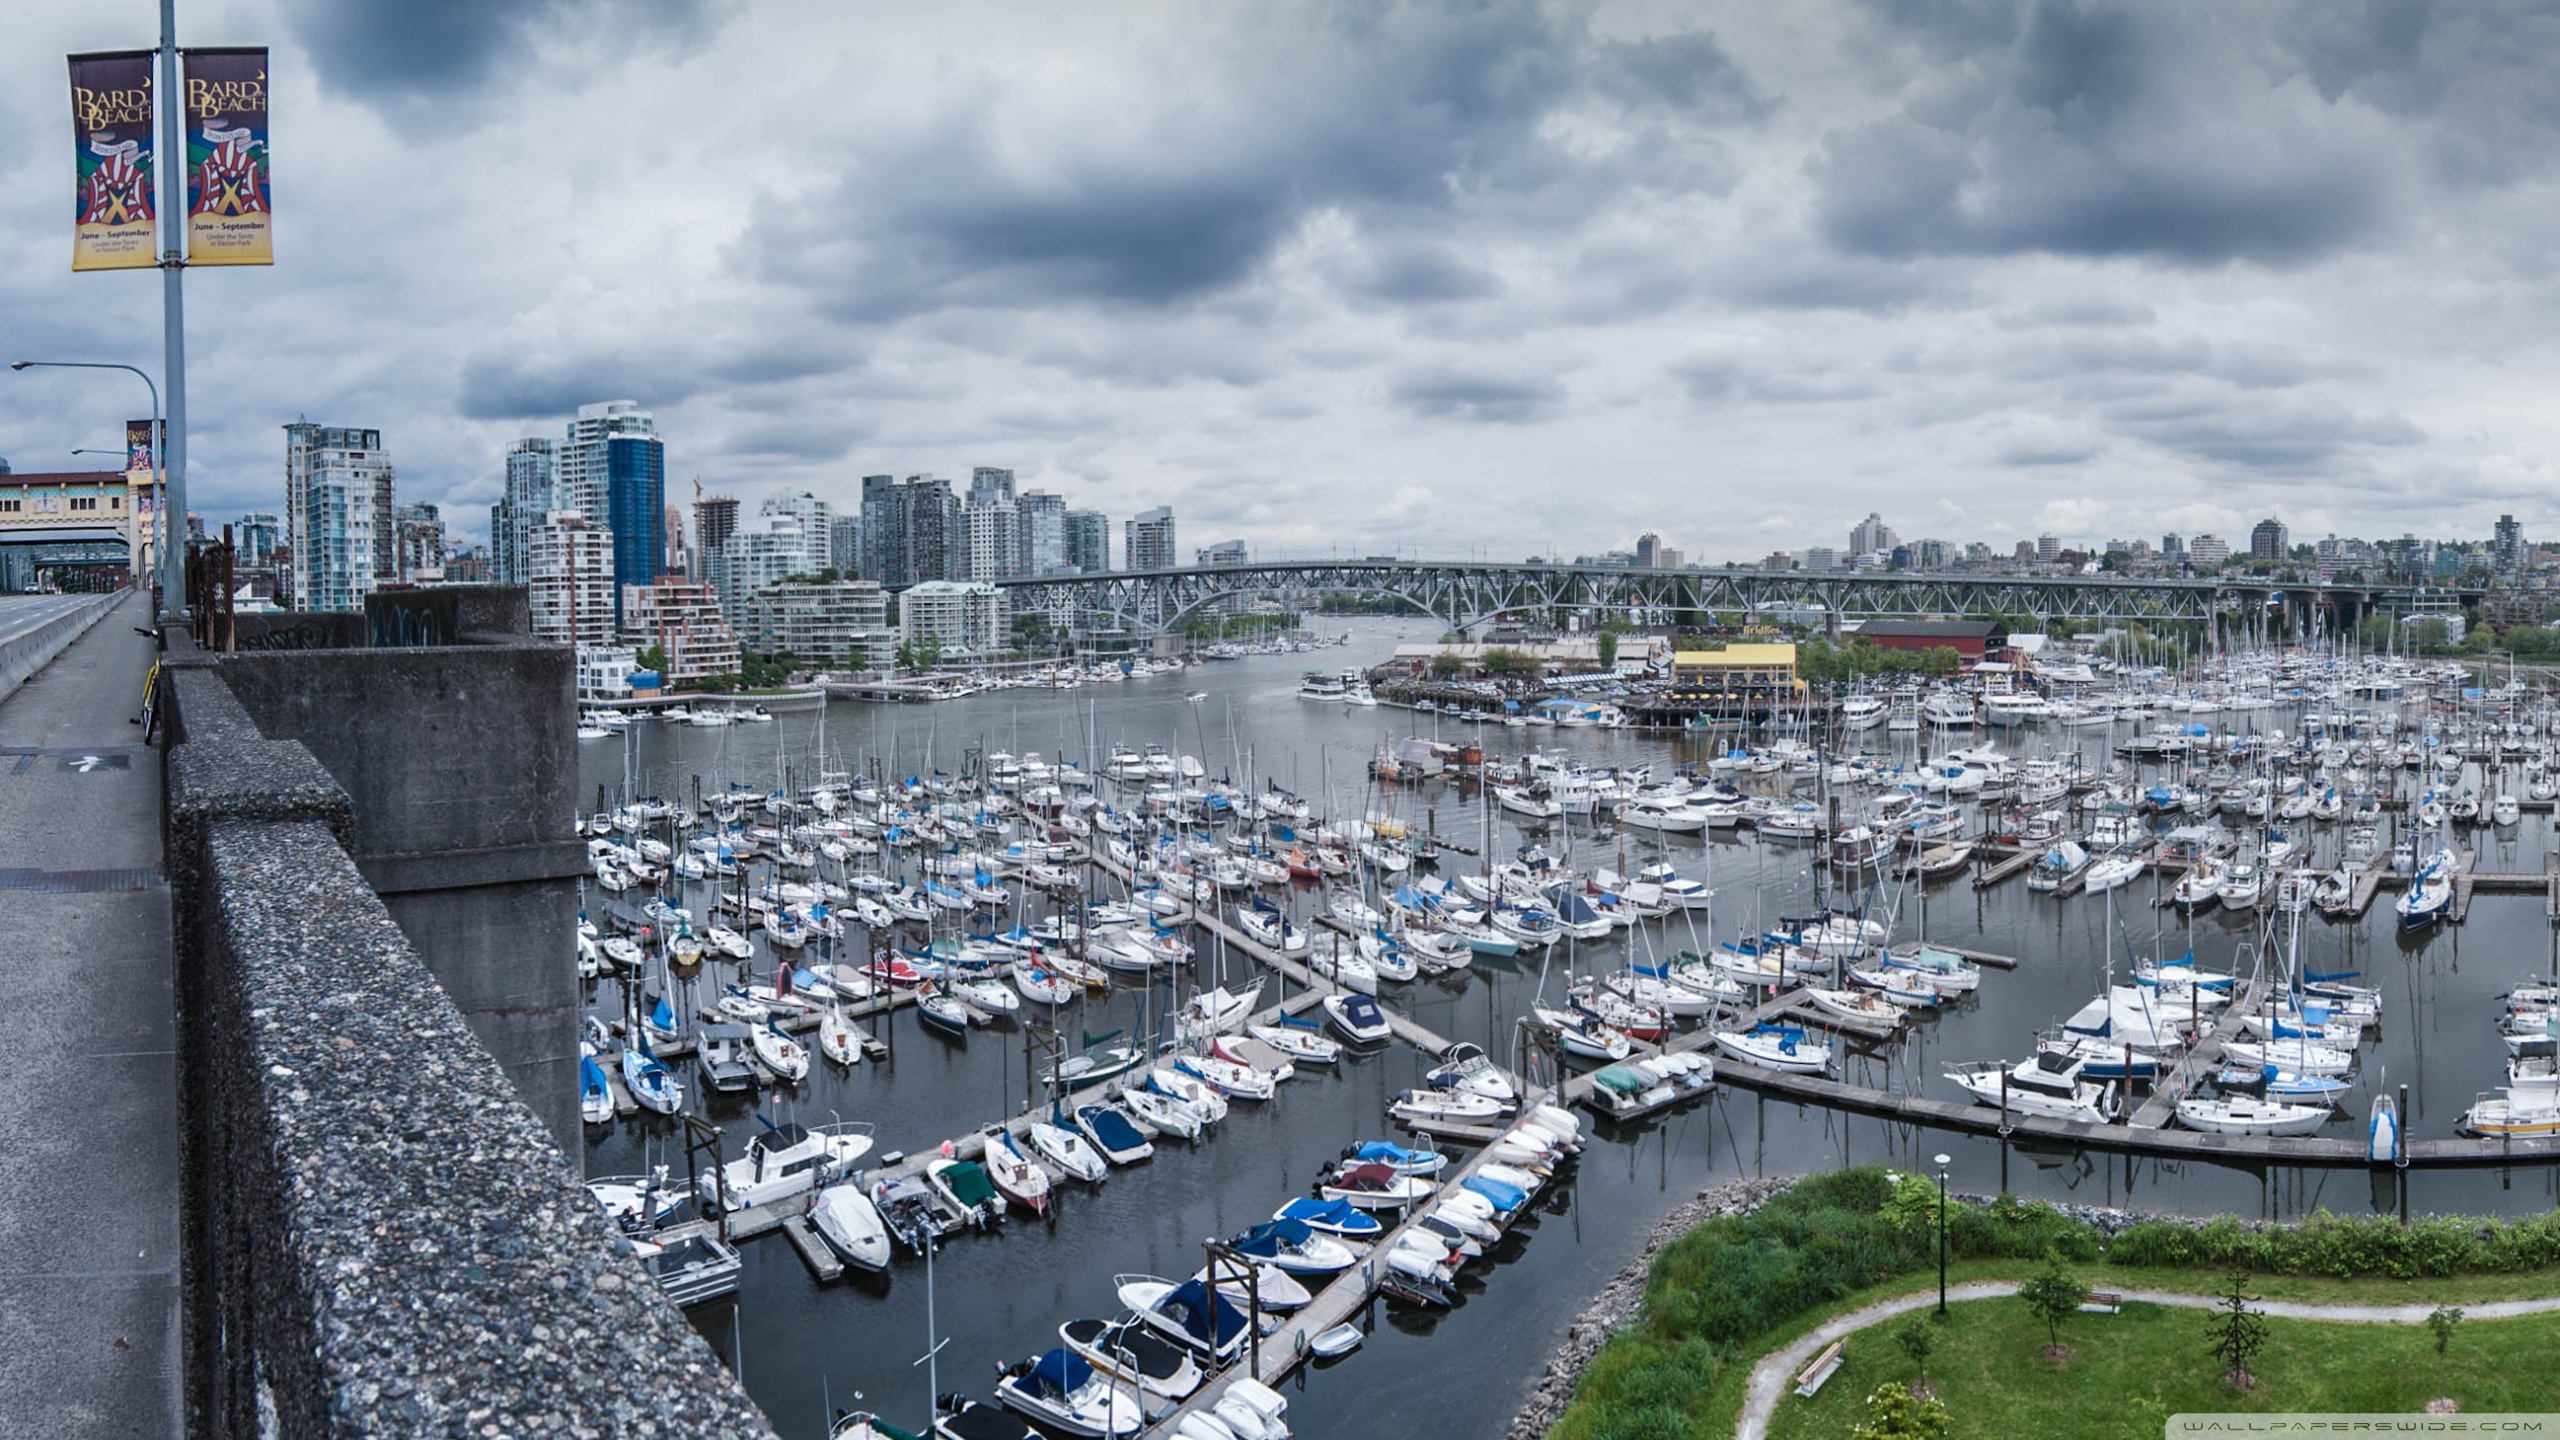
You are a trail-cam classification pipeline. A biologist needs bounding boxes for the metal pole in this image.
[157,0,189,615]
[1934,1152,1950,1316]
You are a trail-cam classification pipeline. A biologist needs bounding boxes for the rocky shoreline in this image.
[1503,1176,1795,1440]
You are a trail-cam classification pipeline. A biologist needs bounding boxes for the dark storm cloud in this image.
[2285,2,2560,186]
[1813,1,2398,267]
[283,0,726,103]
[455,353,704,422]
[747,0,1764,319]
[1333,242,1502,304]
[2103,392,2421,473]
[1390,366,1565,424]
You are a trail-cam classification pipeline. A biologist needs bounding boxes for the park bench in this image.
[2079,1290,2123,1314]
[1794,1340,1846,1397]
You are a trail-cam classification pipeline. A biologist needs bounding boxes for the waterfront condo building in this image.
[619,579,741,688]
[489,437,555,585]
[284,422,396,613]
[897,579,1007,658]
[748,579,895,671]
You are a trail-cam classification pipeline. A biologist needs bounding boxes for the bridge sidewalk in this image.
[0,591,182,1440]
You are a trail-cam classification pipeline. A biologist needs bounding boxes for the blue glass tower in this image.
[604,436,664,623]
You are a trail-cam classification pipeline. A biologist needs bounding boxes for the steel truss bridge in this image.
[0,525,134,591]
[982,560,2462,639]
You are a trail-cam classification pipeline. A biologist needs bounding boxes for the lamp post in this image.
[10,361,171,608]
[1934,1152,1952,1317]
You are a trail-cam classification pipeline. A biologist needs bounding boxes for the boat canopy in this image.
[1024,1348,1093,1399]
[1593,1065,1649,1095]
[1160,1279,1248,1348]
[939,1161,997,1208]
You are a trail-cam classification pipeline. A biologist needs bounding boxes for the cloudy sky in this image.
[6,0,2559,563]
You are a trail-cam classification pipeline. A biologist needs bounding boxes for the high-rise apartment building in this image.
[394,502,446,583]
[828,513,862,576]
[2187,533,2231,566]
[2495,515,2525,576]
[963,499,1018,580]
[2249,517,2289,561]
[1849,512,1898,557]
[557,400,655,521]
[527,510,614,646]
[663,506,689,576]
[858,475,906,585]
[714,515,817,623]
[898,580,1007,657]
[1064,509,1110,573]
[235,511,281,566]
[748,579,894,670]
[602,432,664,622]
[1125,506,1176,571]
[968,467,1016,507]
[1197,539,1246,565]
[1634,533,1664,569]
[490,437,554,584]
[1017,491,1068,575]
[907,477,958,583]
[284,422,396,612]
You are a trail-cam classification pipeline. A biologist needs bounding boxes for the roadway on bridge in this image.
[0,590,181,1438]
[0,592,101,648]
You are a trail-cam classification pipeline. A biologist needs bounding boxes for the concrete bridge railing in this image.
[160,632,774,1437]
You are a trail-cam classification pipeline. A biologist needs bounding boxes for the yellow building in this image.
[1669,642,1803,702]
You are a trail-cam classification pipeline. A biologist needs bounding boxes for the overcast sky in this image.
[6,0,2559,562]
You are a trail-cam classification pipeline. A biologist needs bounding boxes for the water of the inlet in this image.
[577,618,2560,1440]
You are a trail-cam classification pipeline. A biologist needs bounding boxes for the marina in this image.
[571,621,2560,1439]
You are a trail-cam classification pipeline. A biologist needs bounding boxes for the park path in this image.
[1737,1279,2560,1440]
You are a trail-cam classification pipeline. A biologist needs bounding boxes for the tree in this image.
[1894,1317,1937,1394]
[2017,1254,2089,1360]
[2205,1271,2269,1388]
[1597,628,1619,670]
[1850,1382,1950,1440]
[2427,1304,2463,1356]
[1428,652,1464,678]
[636,643,668,676]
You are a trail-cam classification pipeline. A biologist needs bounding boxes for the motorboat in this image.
[1425,1042,1517,1106]
[1323,992,1393,1046]
[1340,1139,1447,1177]
[1114,1276,1253,1366]
[994,1349,1141,1438]
[1227,1217,1358,1276]
[1193,1256,1313,1312]
[1049,1046,1146,1093]
[1389,1086,1508,1126]
[1058,1316,1202,1402]
[810,1182,892,1272]
[585,1170,684,1233]
[983,1129,1054,1215]
[1531,1004,1632,1063]
[1030,1119,1111,1183]
[1713,1024,1831,1074]
[696,1023,758,1093]
[1248,1017,1343,1066]
[1272,1195,1386,1239]
[1944,1052,2117,1124]
[927,1157,1006,1230]
[1073,1104,1156,1165]
[697,1120,875,1211]
[754,1019,810,1081]
[1318,1160,1435,1210]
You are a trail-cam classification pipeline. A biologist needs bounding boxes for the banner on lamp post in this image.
[183,47,270,265]
[126,419,158,474]
[68,51,159,272]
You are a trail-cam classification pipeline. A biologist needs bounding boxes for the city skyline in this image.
[10,4,2560,564]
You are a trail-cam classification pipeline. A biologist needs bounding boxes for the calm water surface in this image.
[578,622,2560,1439]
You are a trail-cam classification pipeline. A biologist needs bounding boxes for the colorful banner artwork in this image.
[127,419,158,475]
[69,51,159,272]
[183,47,271,265]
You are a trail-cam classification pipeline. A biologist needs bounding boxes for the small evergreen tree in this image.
[2016,1254,2089,1358]
[2206,1271,2269,1388]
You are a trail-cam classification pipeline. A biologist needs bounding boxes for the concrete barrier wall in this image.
[0,592,120,699]
[162,658,775,1439]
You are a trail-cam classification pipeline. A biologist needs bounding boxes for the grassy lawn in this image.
[1771,1291,2554,1439]
[1549,1258,2560,1440]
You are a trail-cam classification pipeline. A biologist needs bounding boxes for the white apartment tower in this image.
[283,422,396,613]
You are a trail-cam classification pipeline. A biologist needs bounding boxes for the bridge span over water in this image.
[968,559,2466,639]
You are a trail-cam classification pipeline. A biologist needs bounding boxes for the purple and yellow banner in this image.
[68,51,158,272]
[183,48,270,266]
[126,419,158,475]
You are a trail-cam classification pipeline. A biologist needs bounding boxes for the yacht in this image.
[1945,1052,2117,1124]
